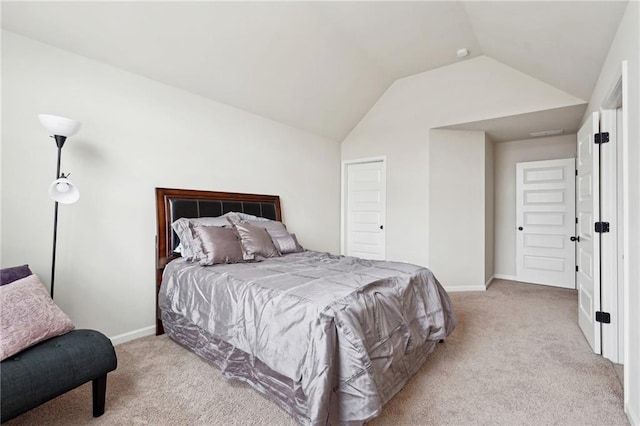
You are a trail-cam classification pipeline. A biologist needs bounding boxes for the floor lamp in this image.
[39,114,82,298]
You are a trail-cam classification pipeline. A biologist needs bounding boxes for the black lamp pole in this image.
[50,135,67,299]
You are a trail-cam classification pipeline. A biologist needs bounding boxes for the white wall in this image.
[342,55,585,273]
[1,31,341,342]
[493,135,577,279]
[581,2,639,423]
[429,130,487,290]
[484,134,495,285]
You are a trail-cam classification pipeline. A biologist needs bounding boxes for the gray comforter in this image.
[159,250,456,425]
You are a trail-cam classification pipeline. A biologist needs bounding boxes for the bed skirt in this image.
[162,310,439,425]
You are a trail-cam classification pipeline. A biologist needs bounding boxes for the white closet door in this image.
[344,160,386,260]
[516,158,576,288]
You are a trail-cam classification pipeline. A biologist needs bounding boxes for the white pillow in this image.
[225,212,271,224]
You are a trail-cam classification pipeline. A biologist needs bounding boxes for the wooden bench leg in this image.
[92,374,107,417]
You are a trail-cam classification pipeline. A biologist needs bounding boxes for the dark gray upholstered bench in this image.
[0,329,118,423]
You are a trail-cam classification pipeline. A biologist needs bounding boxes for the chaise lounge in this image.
[1,329,117,423]
[0,265,118,423]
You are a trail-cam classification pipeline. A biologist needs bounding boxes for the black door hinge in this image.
[595,222,610,233]
[595,311,611,323]
[595,132,610,144]
[575,169,578,176]
[575,265,579,272]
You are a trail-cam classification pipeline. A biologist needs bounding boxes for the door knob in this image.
[570,236,580,242]
[518,226,523,231]
[379,225,384,230]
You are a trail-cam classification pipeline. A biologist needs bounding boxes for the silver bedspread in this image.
[159,251,456,425]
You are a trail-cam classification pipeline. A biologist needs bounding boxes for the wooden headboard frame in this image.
[155,188,282,335]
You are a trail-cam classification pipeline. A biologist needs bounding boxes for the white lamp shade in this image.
[49,178,80,204]
[38,114,82,137]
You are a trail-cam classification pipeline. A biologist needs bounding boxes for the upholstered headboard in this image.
[154,187,281,334]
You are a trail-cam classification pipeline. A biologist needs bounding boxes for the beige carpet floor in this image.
[6,280,628,425]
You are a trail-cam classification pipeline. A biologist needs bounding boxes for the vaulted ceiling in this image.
[1,1,628,141]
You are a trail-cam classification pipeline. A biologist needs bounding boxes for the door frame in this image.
[599,61,628,369]
[340,156,387,257]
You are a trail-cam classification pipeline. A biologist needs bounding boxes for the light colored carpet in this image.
[6,280,628,425]
[614,363,624,388]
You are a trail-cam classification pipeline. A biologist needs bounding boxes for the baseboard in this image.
[444,276,496,292]
[627,401,640,426]
[485,275,495,289]
[493,274,517,281]
[444,285,487,292]
[110,325,155,346]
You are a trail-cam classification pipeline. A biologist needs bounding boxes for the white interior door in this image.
[577,112,601,353]
[516,158,576,288]
[344,160,386,260]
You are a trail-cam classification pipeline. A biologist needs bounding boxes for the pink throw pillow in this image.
[0,274,75,361]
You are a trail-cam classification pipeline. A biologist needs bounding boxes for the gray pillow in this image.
[245,220,289,240]
[271,233,304,254]
[233,223,281,260]
[171,216,230,260]
[191,225,244,266]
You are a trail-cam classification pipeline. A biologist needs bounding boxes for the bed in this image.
[155,188,456,425]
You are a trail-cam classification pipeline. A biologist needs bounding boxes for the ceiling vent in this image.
[529,129,564,137]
